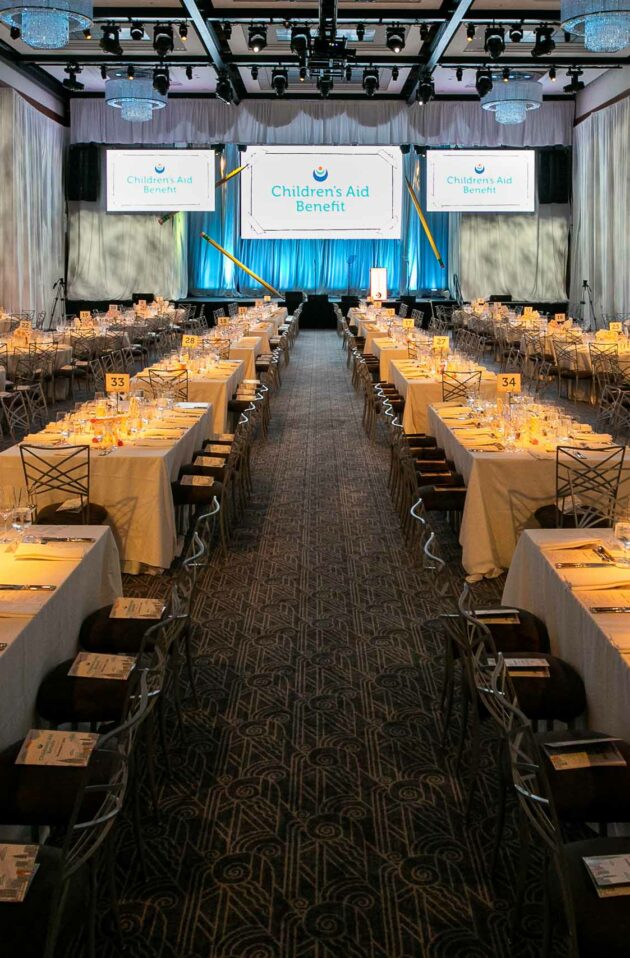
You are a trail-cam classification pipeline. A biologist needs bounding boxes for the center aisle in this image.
[94,330,542,958]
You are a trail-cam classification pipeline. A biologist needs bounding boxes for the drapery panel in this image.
[458,204,570,302]
[0,89,66,314]
[70,98,574,148]
[571,98,630,320]
[187,146,449,295]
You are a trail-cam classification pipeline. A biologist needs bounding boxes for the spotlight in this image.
[345,64,352,81]
[475,68,493,97]
[549,65,556,81]
[300,65,307,82]
[362,67,379,97]
[420,23,429,41]
[100,64,107,80]
[356,23,365,42]
[532,24,555,57]
[392,65,399,81]
[456,66,463,81]
[152,64,170,96]
[417,75,434,105]
[216,70,234,103]
[186,65,193,80]
[100,23,123,56]
[484,25,505,60]
[179,22,188,42]
[290,25,310,57]
[509,22,524,42]
[400,144,411,155]
[153,23,174,57]
[502,66,510,82]
[466,22,475,42]
[318,73,333,98]
[63,62,84,92]
[82,26,90,40]
[272,66,288,97]
[250,65,258,80]
[127,64,134,80]
[9,25,20,39]
[222,22,232,41]
[248,23,267,52]
[386,24,405,53]
[129,21,144,41]
[563,67,584,92]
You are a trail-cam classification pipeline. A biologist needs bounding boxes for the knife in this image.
[590,606,630,613]
[37,537,96,544]
[556,562,614,569]
[0,584,56,591]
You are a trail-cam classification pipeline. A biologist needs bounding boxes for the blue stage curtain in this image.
[188,146,450,296]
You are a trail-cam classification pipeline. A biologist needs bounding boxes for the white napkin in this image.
[14,541,86,561]
[571,577,630,591]
[539,537,602,552]
[133,439,172,448]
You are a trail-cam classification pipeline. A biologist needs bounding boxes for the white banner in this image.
[106,149,215,212]
[426,149,535,213]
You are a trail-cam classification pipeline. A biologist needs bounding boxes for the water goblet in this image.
[614,520,630,568]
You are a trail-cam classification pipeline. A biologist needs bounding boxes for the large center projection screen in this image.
[240,146,403,239]
[426,149,536,213]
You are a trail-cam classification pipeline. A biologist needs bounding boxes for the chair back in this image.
[441,369,482,403]
[20,443,91,515]
[398,303,408,318]
[148,367,189,401]
[555,443,625,527]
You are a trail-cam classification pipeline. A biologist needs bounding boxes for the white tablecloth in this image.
[0,405,213,574]
[187,362,244,433]
[0,525,121,749]
[230,336,264,379]
[392,363,497,435]
[372,338,409,380]
[503,529,630,740]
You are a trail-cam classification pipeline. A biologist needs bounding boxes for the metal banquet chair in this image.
[441,369,482,403]
[534,443,625,529]
[19,442,108,525]
[148,367,189,401]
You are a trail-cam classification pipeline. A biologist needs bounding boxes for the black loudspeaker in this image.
[66,143,100,201]
[284,291,304,315]
[538,148,571,204]
[132,292,155,304]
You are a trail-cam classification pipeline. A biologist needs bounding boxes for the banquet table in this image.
[2,340,72,378]
[185,361,244,433]
[0,403,213,574]
[372,338,409,380]
[229,336,264,379]
[392,362,497,435]
[0,524,121,749]
[427,404,630,578]
[502,529,630,740]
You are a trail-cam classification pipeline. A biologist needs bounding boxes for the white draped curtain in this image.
[571,97,630,319]
[70,98,574,148]
[0,89,66,314]
[458,204,570,301]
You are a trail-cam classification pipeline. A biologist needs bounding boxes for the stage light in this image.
[153,23,173,57]
[152,63,169,96]
[420,23,429,41]
[290,24,310,56]
[417,75,434,104]
[129,21,143,41]
[456,66,463,81]
[82,26,90,39]
[127,63,134,80]
[356,22,365,41]
[475,68,493,97]
[549,65,557,80]
[9,24,19,38]
[100,64,106,79]
[345,64,352,81]
[532,24,555,56]
[509,22,524,42]
[178,21,188,42]
[386,24,405,53]
[318,73,333,97]
[563,67,584,92]
[216,69,234,103]
[100,23,122,56]
[503,66,510,81]
[362,66,379,97]
[186,65,193,80]
[250,65,258,80]
[63,61,83,90]
[272,66,288,96]
[221,21,231,40]
[466,22,475,42]
[300,65,307,81]
[484,25,505,59]
[248,23,267,52]
[392,65,399,80]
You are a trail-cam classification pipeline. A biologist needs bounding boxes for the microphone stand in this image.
[49,277,66,330]
[579,278,597,331]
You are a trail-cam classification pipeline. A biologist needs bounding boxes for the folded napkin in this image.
[539,537,603,552]
[571,577,630,591]
[14,540,86,561]
[143,427,184,438]
[133,439,172,448]
[455,429,493,439]
[0,591,50,617]
[461,438,500,449]
[21,433,64,445]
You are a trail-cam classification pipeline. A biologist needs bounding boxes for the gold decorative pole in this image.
[405,176,445,269]
[200,232,282,298]
[215,163,249,188]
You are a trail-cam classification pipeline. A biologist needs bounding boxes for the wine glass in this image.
[0,488,15,542]
[614,521,630,568]
[12,489,35,540]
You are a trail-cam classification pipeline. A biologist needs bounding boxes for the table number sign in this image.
[105,373,130,394]
[523,306,533,316]
[79,310,92,321]
[402,318,414,330]
[217,316,230,326]
[108,304,119,314]
[182,334,201,349]
[238,307,248,315]
[497,373,521,394]
[554,313,567,323]
[432,335,450,352]
[137,299,147,307]
[610,322,622,332]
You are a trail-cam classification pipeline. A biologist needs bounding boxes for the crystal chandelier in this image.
[561,0,630,51]
[0,0,92,48]
[481,78,543,125]
[105,74,167,123]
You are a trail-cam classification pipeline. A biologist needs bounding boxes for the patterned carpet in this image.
[79,329,558,958]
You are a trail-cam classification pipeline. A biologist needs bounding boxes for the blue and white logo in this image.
[474,164,485,175]
[313,166,329,182]
[154,164,166,174]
